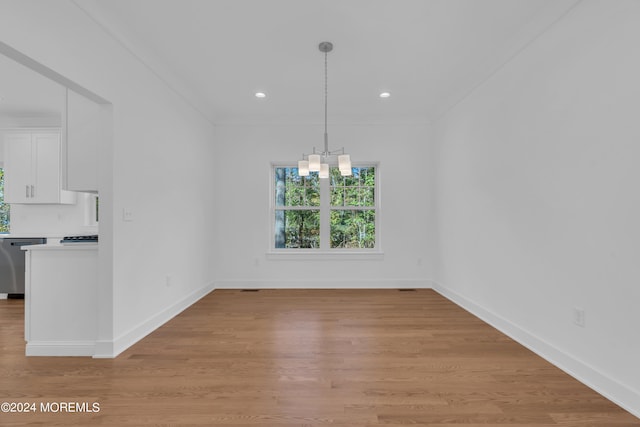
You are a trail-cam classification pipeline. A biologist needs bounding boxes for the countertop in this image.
[1,234,65,239]
[0,234,51,239]
[22,243,98,251]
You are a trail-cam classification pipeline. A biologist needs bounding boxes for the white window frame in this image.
[268,162,382,259]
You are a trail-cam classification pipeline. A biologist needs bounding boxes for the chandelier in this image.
[297,41,352,178]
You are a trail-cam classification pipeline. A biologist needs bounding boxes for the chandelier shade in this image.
[319,163,329,179]
[308,154,321,172]
[298,160,310,176]
[338,154,351,172]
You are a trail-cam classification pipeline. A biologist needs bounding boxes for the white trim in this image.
[266,251,384,261]
[26,341,95,357]
[215,279,433,289]
[69,2,211,122]
[0,127,61,133]
[320,166,330,247]
[432,281,640,419]
[93,340,114,359]
[92,282,215,358]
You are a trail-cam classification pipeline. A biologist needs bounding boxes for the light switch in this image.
[123,208,133,222]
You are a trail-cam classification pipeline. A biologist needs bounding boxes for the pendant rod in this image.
[319,41,333,156]
[324,48,328,155]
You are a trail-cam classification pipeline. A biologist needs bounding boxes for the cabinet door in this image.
[31,133,61,203]
[4,133,33,203]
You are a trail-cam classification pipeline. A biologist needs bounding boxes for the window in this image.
[0,168,10,233]
[273,164,378,251]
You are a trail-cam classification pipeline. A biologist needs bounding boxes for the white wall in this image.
[433,0,640,416]
[213,123,433,288]
[0,1,217,356]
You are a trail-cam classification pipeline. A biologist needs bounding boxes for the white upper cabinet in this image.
[4,131,76,204]
[65,89,103,193]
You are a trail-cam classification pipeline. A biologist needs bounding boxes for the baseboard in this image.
[93,340,114,358]
[432,282,640,419]
[214,279,434,289]
[26,341,95,357]
[93,282,216,359]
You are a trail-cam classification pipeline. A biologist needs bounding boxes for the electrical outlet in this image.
[165,275,172,288]
[573,307,586,327]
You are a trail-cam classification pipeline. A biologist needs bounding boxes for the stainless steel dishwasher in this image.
[0,237,47,298]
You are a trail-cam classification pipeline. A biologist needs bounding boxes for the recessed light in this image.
[379,92,391,98]
[255,92,266,98]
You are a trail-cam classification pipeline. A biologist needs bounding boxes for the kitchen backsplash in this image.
[8,192,98,237]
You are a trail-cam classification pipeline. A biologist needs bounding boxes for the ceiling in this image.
[2,0,579,125]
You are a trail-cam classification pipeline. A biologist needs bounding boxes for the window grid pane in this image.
[275,167,319,207]
[330,209,375,249]
[330,166,375,207]
[275,210,320,248]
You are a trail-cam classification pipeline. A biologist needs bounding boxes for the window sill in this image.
[266,251,384,261]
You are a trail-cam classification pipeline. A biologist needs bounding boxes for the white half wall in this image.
[213,123,434,288]
[433,0,640,416]
[0,1,217,356]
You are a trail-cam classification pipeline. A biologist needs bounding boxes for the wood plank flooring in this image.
[1,289,638,426]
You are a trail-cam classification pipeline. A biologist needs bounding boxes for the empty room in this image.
[0,0,639,425]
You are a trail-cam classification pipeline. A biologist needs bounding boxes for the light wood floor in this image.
[1,289,638,426]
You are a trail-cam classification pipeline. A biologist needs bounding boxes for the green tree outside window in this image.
[0,168,10,233]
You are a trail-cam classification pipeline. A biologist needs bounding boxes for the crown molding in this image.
[71,0,214,125]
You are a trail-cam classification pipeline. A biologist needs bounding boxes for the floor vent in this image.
[241,289,260,292]
[398,289,417,292]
